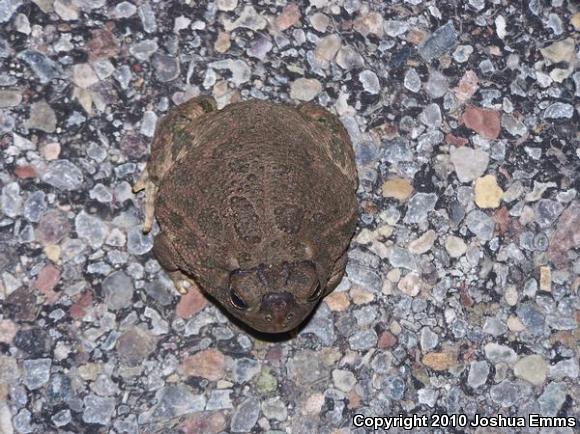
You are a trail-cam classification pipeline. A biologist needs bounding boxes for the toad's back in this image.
[154,100,357,276]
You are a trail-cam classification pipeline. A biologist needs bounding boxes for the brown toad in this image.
[134,97,358,333]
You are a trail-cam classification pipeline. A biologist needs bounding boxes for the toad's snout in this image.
[260,292,296,327]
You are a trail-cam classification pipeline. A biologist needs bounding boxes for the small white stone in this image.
[289,78,322,102]
[495,15,507,39]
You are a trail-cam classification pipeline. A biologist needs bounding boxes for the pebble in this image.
[490,380,526,407]
[449,147,489,183]
[261,397,287,421]
[417,387,438,407]
[445,235,467,258]
[72,63,99,89]
[359,70,380,94]
[452,45,473,63]
[332,369,356,392]
[152,53,180,82]
[151,385,205,420]
[127,227,153,255]
[385,19,408,37]
[129,40,159,61]
[397,272,424,296]
[539,37,575,64]
[466,210,496,240]
[548,201,580,268]
[114,1,136,18]
[501,113,527,136]
[275,3,300,32]
[513,355,547,385]
[25,99,57,132]
[209,59,250,86]
[1,182,21,217]
[404,193,438,224]
[543,102,574,119]
[233,357,261,383]
[535,199,563,228]
[419,103,442,129]
[353,11,383,37]
[484,343,518,365]
[425,71,449,98]
[224,6,267,32]
[289,78,322,101]
[75,211,108,249]
[230,397,260,433]
[116,326,157,366]
[138,2,157,33]
[403,68,421,93]
[23,358,51,390]
[382,177,412,201]
[420,327,439,351]
[217,0,237,11]
[102,271,134,311]
[382,375,405,400]
[418,21,458,61]
[348,329,377,351]
[82,394,116,425]
[422,352,457,371]
[335,45,364,70]
[467,360,489,388]
[215,31,231,54]
[176,285,207,318]
[474,175,503,209]
[137,112,157,139]
[0,89,22,107]
[18,50,62,83]
[206,390,233,411]
[408,230,436,254]
[315,34,341,62]
[179,349,225,381]
[309,12,329,32]
[41,160,83,190]
[538,382,567,416]
[462,106,501,139]
[247,36,272,60]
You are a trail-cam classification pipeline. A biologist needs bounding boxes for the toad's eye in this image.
[307,282,323,302]
[230,289,248,310]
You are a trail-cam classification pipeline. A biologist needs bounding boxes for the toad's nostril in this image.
[265,314,272,322]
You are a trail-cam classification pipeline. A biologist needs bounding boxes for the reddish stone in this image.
[14,165,37,179]
[120,133,148,160]
[0,319,18,344]
[180,411,226,434]
[34,264,60,304]
[378,331,397,349]
[347,389,361,409]
[265,345,283,362]
[459,284,474,308]
[87,27,119,61]
[445,133,469,147]
[494,206,510,235]
[176,285,207,319]
[70,290,93,320]
[548,201,580,269]
[275,3,301,32]
[179,349,226,381]
[462,106,501,139]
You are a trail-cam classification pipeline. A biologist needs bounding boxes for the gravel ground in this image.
[1,1,579,433]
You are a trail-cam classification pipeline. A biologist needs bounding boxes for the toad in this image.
[133,97,358,333]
